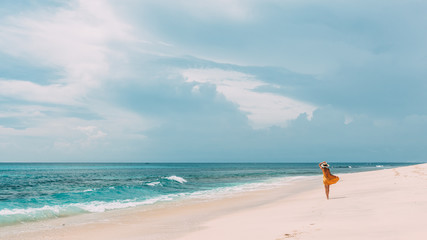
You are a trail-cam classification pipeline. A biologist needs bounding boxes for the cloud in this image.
[76,126,107,139]
[182,68,316,129]
[0,0,153,160]
[75,125,107,147]
[0,0,134,104]
[128,0,256,22]
[0,104,153,161]
[0,79,81,105]
[128,0,427,79]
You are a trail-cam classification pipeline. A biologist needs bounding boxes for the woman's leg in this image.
[324,184,330,199]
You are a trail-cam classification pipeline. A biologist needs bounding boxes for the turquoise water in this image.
[0,162,413,226]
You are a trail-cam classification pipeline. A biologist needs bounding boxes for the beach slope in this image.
[178,163,427,240]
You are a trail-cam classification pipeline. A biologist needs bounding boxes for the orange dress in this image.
[322,168,339,185]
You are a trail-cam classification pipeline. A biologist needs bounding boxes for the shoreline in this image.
[2,174,321,240]
[0,174,319,226]
[2,163,427,239]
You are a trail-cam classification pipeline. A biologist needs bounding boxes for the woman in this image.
[319,161,339,200]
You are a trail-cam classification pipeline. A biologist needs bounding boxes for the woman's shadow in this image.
[329,196,347,200]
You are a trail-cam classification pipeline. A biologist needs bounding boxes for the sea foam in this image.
[0,195,177,226]
[164,176,187,183]
[146,181,161,186]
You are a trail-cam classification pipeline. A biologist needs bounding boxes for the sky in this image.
[0,0,426,162]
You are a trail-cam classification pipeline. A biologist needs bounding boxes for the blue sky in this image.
[0,0,426,162]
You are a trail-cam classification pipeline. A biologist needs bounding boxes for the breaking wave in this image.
[164,176,187,183]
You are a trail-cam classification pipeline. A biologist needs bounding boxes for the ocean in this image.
[0,162,413,226]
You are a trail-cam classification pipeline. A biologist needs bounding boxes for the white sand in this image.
[2,163,427,240]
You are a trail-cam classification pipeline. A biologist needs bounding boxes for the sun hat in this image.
[321,162,330,168]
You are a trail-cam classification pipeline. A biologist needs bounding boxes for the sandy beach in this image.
[2,163,427,240]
